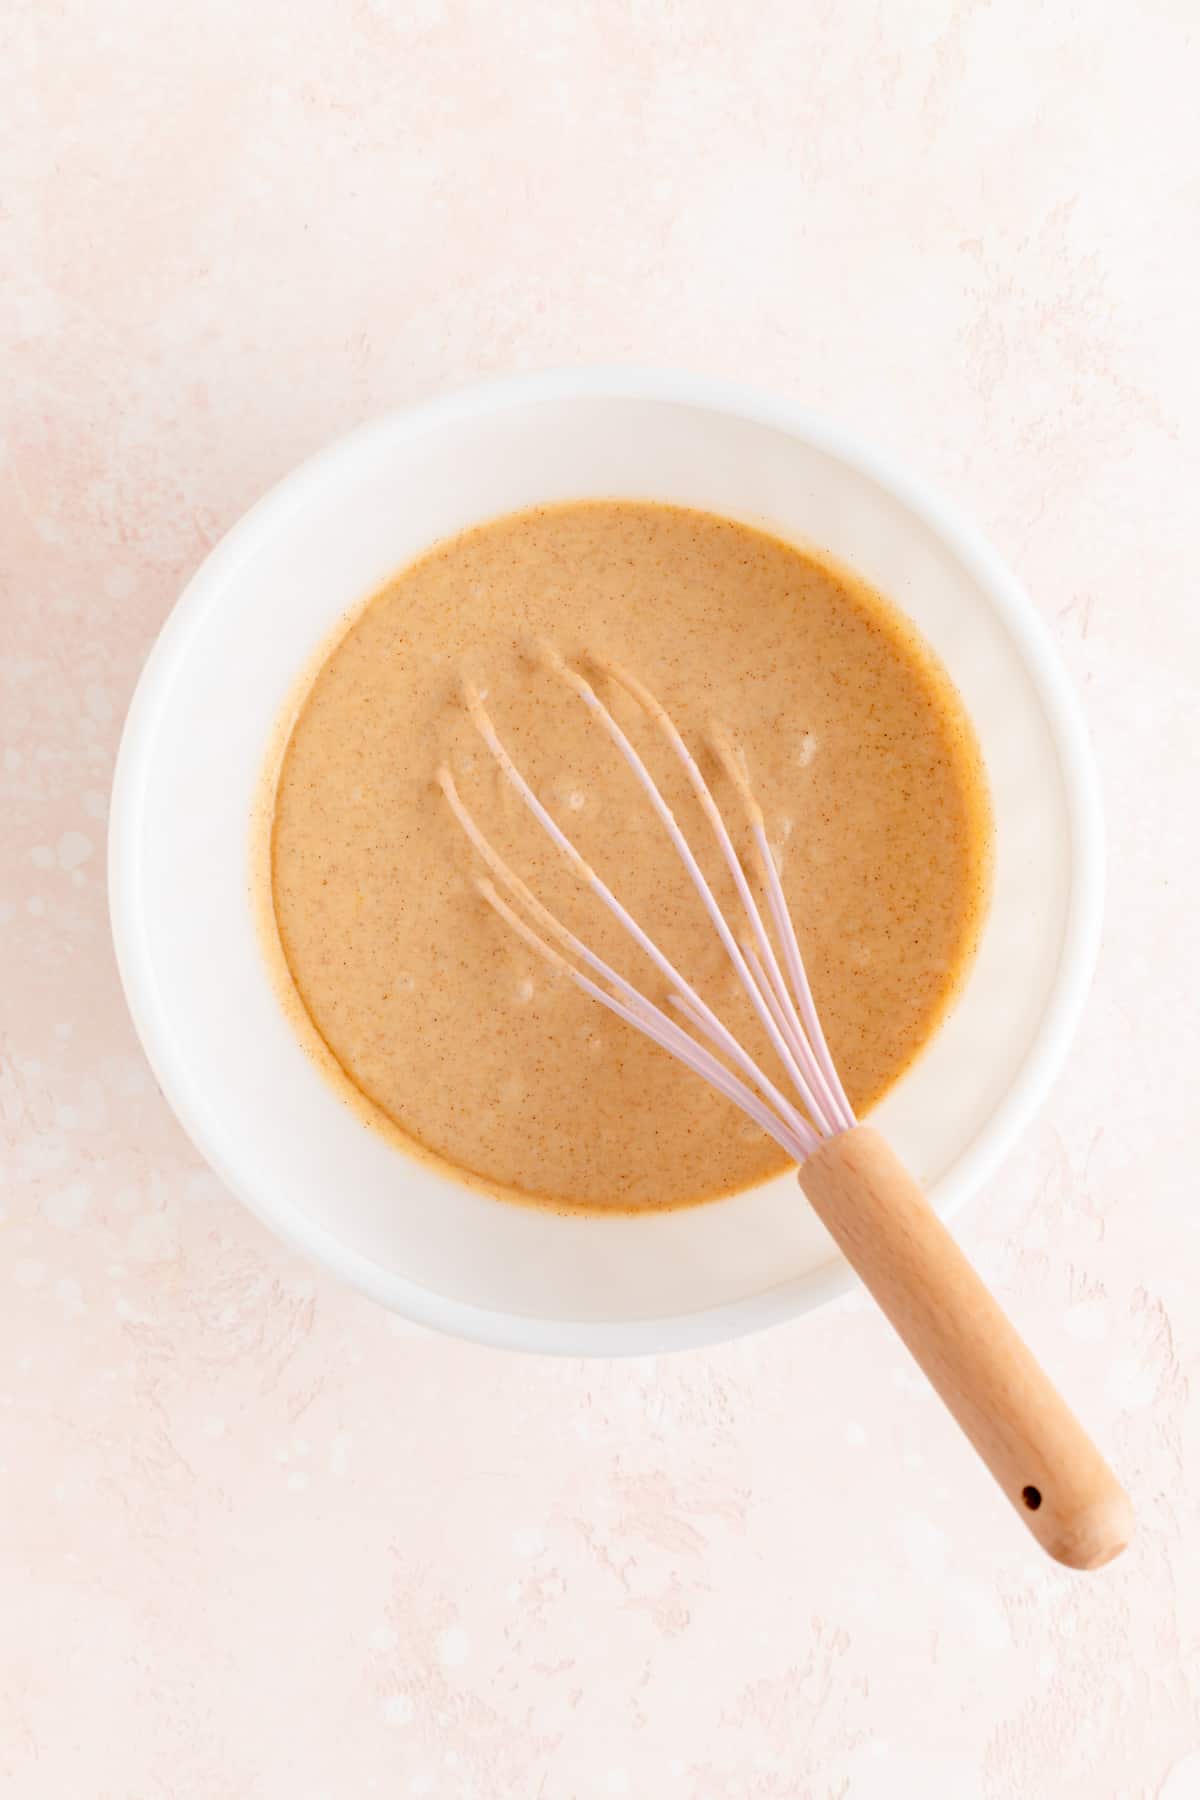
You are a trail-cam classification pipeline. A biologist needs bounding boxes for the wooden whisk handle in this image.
[798,1127,1132,1569]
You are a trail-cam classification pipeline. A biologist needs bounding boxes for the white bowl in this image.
[109,368,1103,1355]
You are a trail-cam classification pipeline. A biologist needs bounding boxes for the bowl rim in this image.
[108,365,1104,1356]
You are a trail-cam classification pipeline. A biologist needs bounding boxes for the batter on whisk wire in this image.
[269,501,990,1210]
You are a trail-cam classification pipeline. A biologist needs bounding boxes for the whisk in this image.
[440,655,1132,1569]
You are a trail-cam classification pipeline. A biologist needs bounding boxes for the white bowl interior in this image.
[111,379,1093,1352]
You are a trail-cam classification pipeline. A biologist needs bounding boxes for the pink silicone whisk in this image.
[441,655,1132,1569]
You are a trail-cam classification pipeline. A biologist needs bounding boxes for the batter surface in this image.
[270,502,989,1210]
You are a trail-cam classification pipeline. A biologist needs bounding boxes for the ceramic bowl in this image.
[108,368,1103,1353]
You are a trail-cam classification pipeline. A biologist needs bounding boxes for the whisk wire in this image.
[443,663,855,1159]
[458,686,818,1147]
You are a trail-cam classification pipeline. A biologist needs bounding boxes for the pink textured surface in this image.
[3,2,1198,1794]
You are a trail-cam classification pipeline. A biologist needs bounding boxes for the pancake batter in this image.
[270,502,989,1209]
